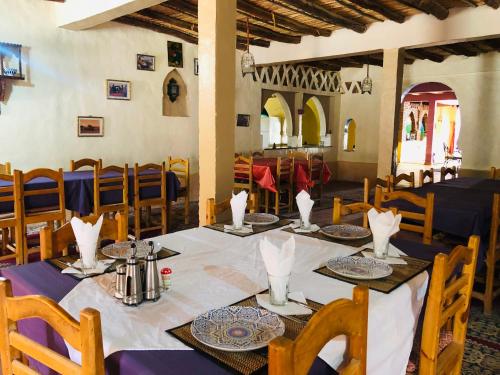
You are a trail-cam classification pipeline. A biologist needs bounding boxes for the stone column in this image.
[376,48,404,178]
[198,0,236,225]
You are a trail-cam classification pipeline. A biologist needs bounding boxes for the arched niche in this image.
[163,69,188,117]
[261,92,293,147]
[302,96,327,145]
[343,118,356,152]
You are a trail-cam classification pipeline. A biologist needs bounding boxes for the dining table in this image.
[0,169,181,216]
[252,158,332,193]
[0,224,433,375]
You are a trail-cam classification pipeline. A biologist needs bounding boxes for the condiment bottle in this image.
[161,267,172,290]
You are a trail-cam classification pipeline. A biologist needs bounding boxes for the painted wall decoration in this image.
[167,41,183,68]
[194,58,199,75]
[162,69,188,117]
[106,79,131,100]
[78,116,103,137]
[236,114,250,127]
[137,54,155,71]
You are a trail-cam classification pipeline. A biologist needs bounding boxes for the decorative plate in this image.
[320,224,371,240]
[244,213,280,226]
[326,256,393,280]
[190,306,285,352]
[101,241,152,259]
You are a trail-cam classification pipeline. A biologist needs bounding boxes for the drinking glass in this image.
[268,273,290,306]
[299,211,312,230]
[373,238,389,259]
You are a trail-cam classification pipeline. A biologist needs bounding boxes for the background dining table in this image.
[0,169,181,216]
[1,225,431,375]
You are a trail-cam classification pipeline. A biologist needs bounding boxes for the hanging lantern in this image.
[241,17,256,76]
[167,78,180,102]
[361,64,373,95]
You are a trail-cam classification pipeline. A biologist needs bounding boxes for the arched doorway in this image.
[302,96,326,146]
[260,92,293,148]
[397,82,461,175]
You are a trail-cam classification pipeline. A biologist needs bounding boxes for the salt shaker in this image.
[161,268,172,290]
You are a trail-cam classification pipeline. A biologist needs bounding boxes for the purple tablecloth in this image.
[0,169,180,216]
[0,262,333,375]
[436,177,500,192]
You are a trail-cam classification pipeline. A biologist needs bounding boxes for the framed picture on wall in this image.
[194,58,199,75]
[106,79,131,100]
[78,116,104,137]
[236,114,250,127]
[137,54,155,71]
[167,41,183,68]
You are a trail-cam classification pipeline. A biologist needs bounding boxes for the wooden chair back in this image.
[167,157,189,190]
[233,156,253,193]
[419,169,434,186]
[276,157,294,190]
[490,167,499,179]
[0,279,105,375]
[374,186,434,244]
[0,174,22,264]
[375,175,392,192]
[333,197,374,229]
[440,166,457,181]
[206,193,257,225]
[419,235,480,375]
[93,164,129,216]
[268,285,368,375]
[391,172,415,189]
[287,151,308,160]
[252,151,264,158]
[0,162,11,175]
[308,153,324,181]
[40,213,128,260]
[70,158,102,171]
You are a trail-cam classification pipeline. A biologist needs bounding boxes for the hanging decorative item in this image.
[241,17,256,76]
[361,64,373,95]
[167,78,180,102]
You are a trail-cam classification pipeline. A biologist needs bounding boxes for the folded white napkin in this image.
[70,215,103,269]
[367,208,401,258]
[231,191,248,228]
[290,220,320,233]
[296,190,314,228]
[361,251,407,265]
[61,259,115,275]
[223,224,253,234]
[257,292,312,315]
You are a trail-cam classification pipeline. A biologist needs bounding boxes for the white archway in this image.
[271,92,293,138]
[307,96,327,138]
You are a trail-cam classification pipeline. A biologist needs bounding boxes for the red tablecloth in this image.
[252,158,332,193]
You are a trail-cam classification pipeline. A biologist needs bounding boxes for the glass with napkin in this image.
[259,236,295,306]
[296,190,314,230]
[70,215,103,270]
[367,208,402,259]
[231,190,247,230]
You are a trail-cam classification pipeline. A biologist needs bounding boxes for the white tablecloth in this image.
[59,226,428,375]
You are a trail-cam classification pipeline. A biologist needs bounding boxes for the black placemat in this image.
[167,293,323,375]
[205,219,292,238]
[282,226,373,248]
[47,247,180,280]
[314,251,431,294]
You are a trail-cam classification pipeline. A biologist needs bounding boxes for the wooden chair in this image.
[268,285,368,375]
[287,151,308,160]
[0,279,105,375]
[234,156,254,194]
[308,153,324,200]
[93,164,129,217]
[374,186,434,244]
[490,167,499,179]
[0,162,11,175]
[418,235,480,375]
[440,166,457,181]
[375,175,392,192]
[133,163,167,240]
[419,169,434,186]
[391,172,415,190]
[70,158,102,171]
[14,168,66,264]
[206,193,257,225]
[273,157,294,215]
[40,213,127,260]
[472,193,500,314]
[167,157,190,225]
[252,151,264,158]
[0,174,22,265]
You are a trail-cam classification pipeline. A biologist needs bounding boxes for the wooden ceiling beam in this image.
[333,0,384,22]
[438,44,477,56]
[481,38,500,51]
[405,49,445,62]
[237,0,331,37]
[274,0,368,33]
[396,1,449,20]
[485,0,500,9]
[351,0,406,23]
[455,0,477,6]
[299,62,341,72]
[137,9,198,32]
[116,16,198,44]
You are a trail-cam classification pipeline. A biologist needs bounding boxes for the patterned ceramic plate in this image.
[326,256,393,280]
[191,306,285,352]
[244,213,280,226]
[320,224,371,240]
[101,241,152,259]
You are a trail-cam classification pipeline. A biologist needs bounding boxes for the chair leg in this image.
[264,190,269,214]
[145,206,152,227]
[483,257,495,314]
[274,191,279,216]
[184,196,190,225]
[162,204,168,234]
[167,201,172,231]
[134,207,141,240]
[1,228,8,252]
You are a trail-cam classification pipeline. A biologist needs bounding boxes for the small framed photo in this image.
[194,58,199,75]
[236,114,250,127]
[137,54,155,71]
[78,116,104,137]
[167,41,183,68]
[106,79,131,100]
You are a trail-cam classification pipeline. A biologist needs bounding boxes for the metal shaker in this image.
[114,264,126,299]
[144,241,161,301]
[122,243,143,306]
